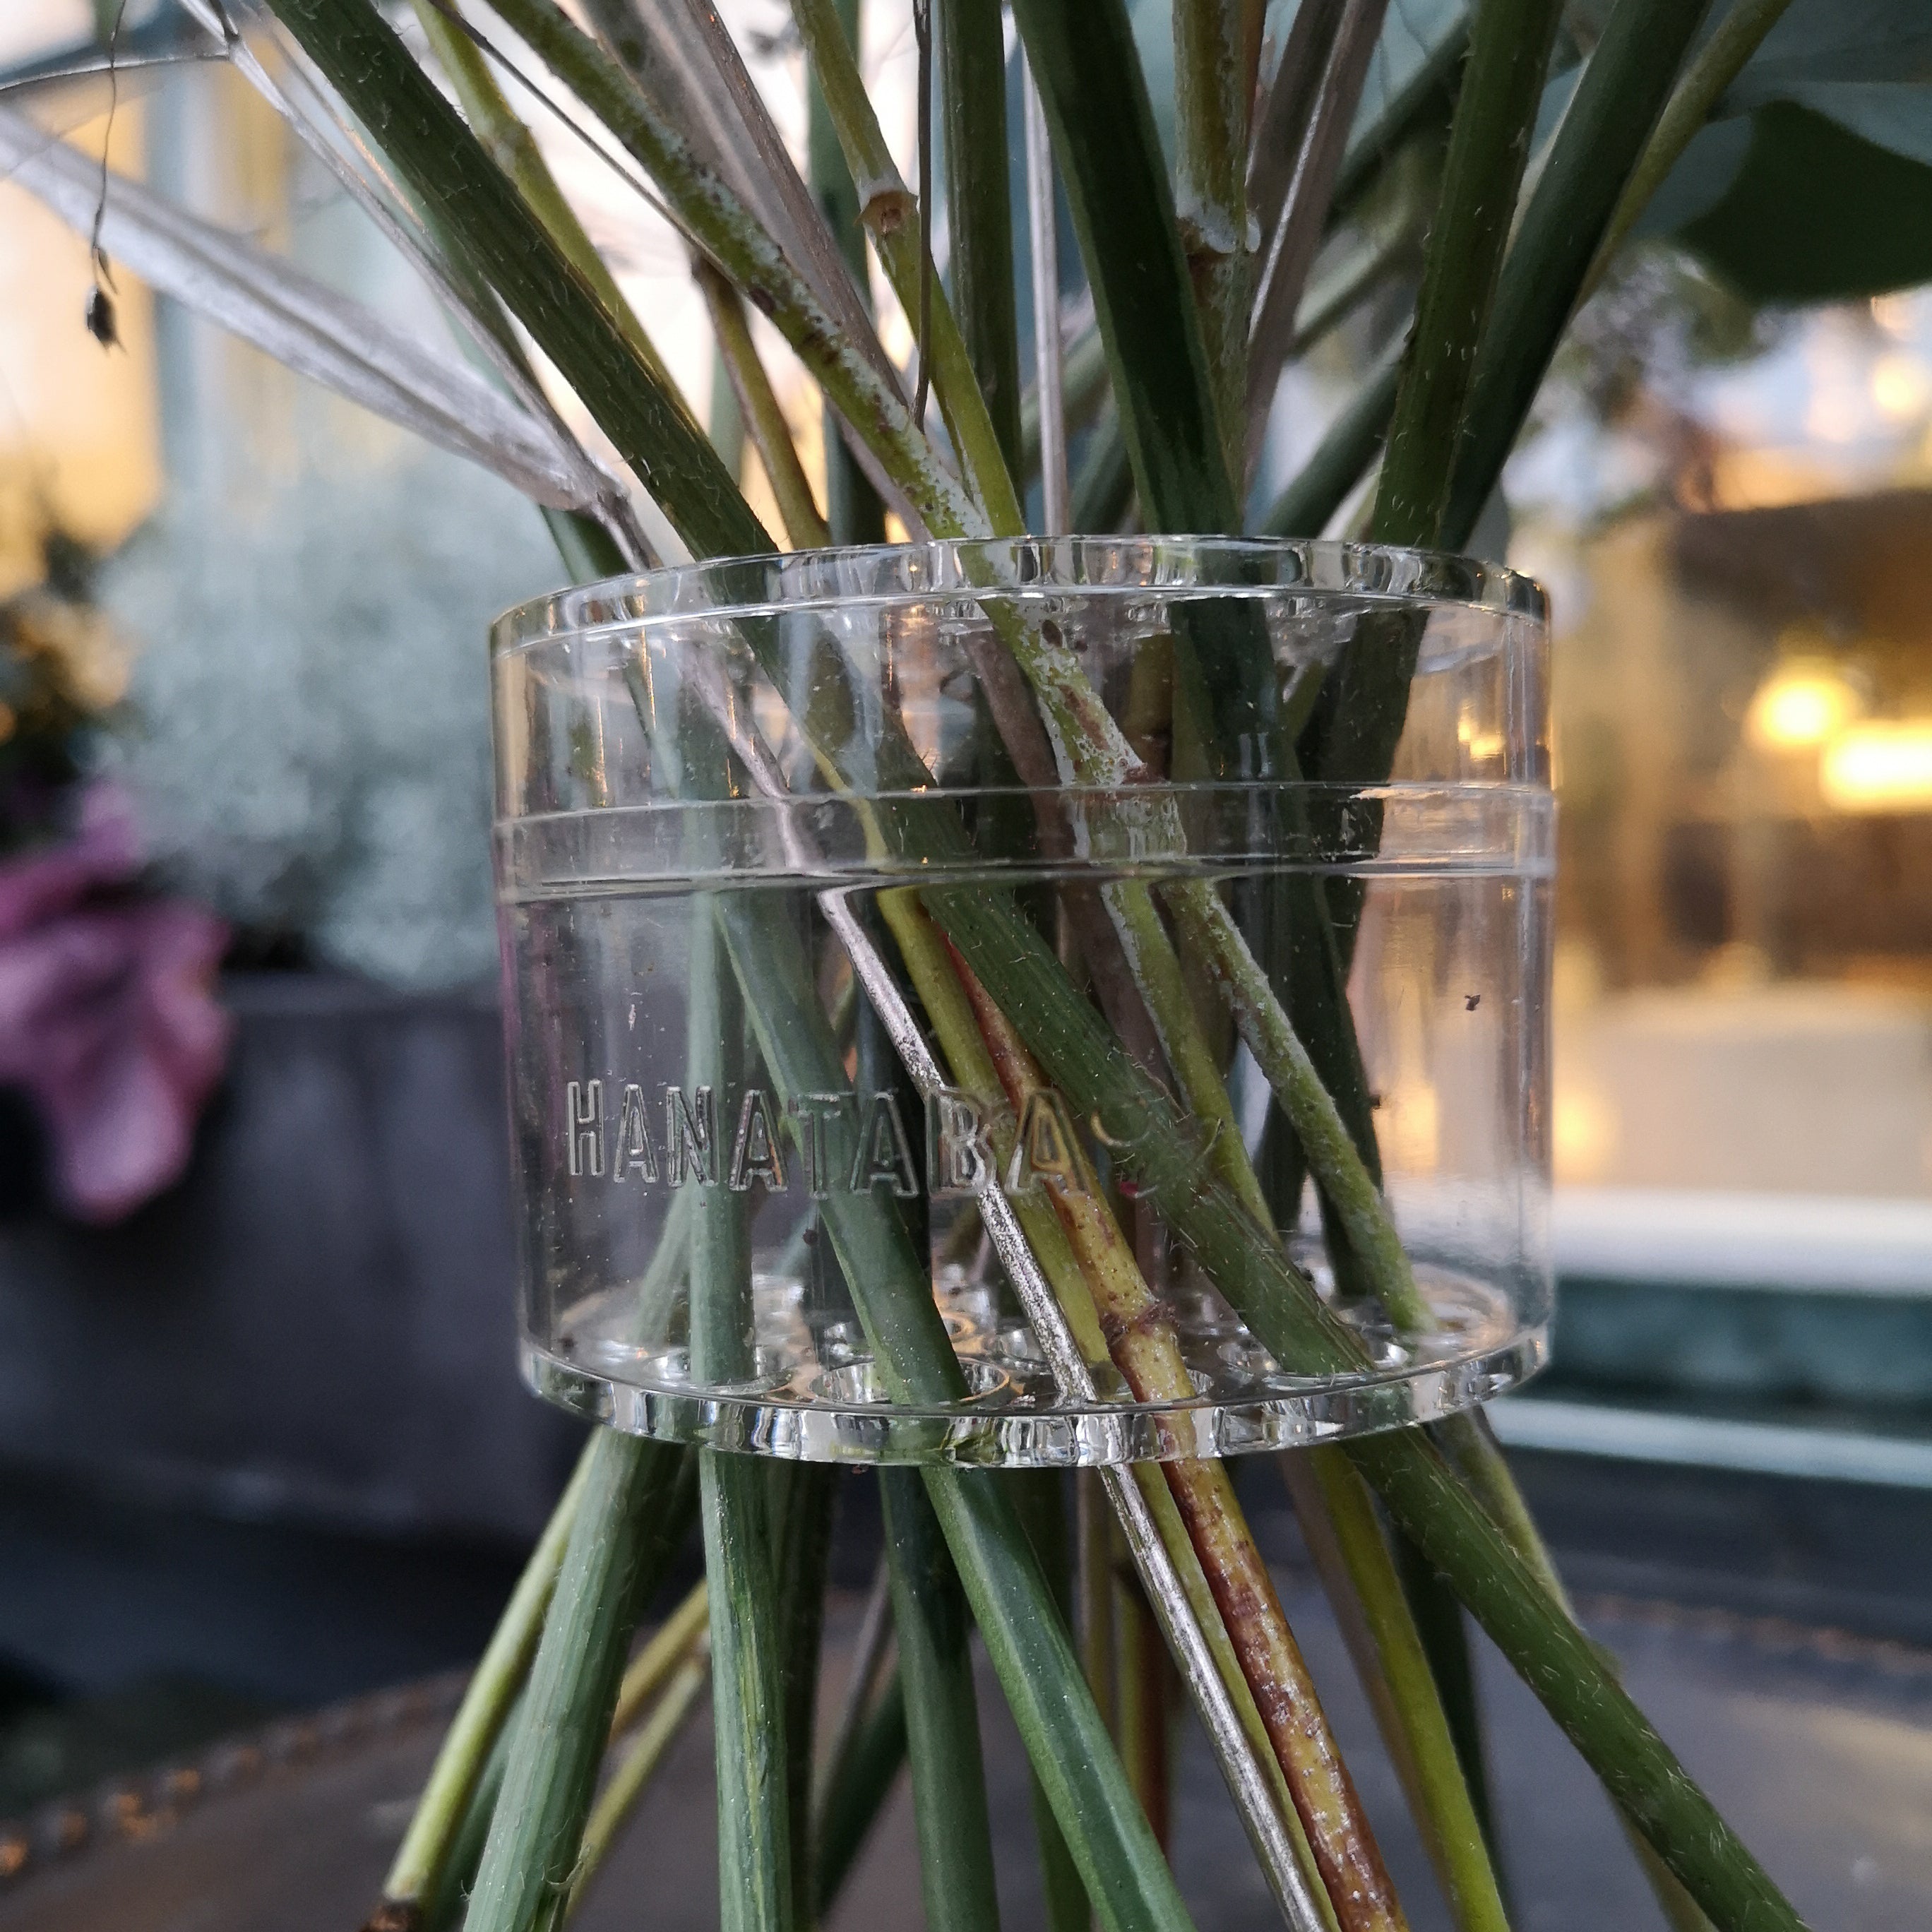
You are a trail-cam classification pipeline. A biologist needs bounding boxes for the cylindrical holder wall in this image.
[491,538,1553,1466]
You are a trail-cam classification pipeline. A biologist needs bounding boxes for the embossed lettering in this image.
[566,1080,604,1178]
[664,1085,716,1185]
[927,1089,994,1196]
[790,1093,849,1199]
[728,1087,787,1193]
[849,1090,919,1198]
[612,1083,660,1183]
[1006,1088,1081,1195]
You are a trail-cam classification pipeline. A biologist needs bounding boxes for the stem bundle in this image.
[222,1,1821,1928]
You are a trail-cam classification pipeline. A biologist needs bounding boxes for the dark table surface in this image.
[1,1567,1927,1932]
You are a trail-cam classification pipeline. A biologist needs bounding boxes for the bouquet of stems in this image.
[20,0,1906,1927]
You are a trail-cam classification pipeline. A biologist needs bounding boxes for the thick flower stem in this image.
[371,1445,595,1922]
[943,939,1404,1932]
[1285,1450,1512,1932]
[463,1432,697,1932]
[604,1580,710,1726]
[1173,0,1252,479]
[812,1664,908,1916]
[936,0,1024,476]
[881,1467,1005,1932]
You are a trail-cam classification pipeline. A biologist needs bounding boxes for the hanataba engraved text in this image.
[563,1079,1090,1200]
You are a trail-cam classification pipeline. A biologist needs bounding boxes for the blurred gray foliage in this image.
[99,450,557,991]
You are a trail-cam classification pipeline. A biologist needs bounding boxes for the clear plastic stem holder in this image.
[491,538,1553,1467]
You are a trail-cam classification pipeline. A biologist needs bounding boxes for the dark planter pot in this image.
[0,972,580,1700]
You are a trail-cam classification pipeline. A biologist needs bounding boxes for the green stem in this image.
[1347,1429,1803,1932]
[1164,875,1426,1326]
[1328,4,1468,217]
[609,1580,710,1736]
[926,1467,1199,1932]
[881,1467,1005,1932]
[419,1695,518,1932]
[1070,407,1133,533]
[1078,1467,1118,1723]
[376,1446,595,1915]
[700,1451,794,1932]
[1371,0,1563,548]
[696,255,830,549]
[1390,1536,1502,1893]
[806,0,888,547]
[1431,1414,1712,1932]
[937,0,1024,478]
[565,1645,712,1921]
[1438,0,1716,549]
[1173,0,1251,479]
[1293,1452,1510,1932]
[813,1667,909,1914]
[1592,0,1798,277]
[772,1462,839,1930]
[1254,337,1400,536]
[406,0,682,399]
[686,752,794,1932]
[464,1432,697,1932]
[1012,0,1239,533]
[1022,326,1114,479]
[789,0,1024,532]
[1010,1472,1093,1932]
[1114,1520,1171,1847]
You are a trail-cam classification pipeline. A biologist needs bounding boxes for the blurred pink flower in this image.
[0,783,230,1222]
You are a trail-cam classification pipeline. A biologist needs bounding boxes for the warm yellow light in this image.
[1820,722,1932,813]
[1746,662,1862,750]
[1456,713,1506,765]
[1553,1085,1618,1184]
[1872,354,1931,421]
[1380,1080,1440,1174]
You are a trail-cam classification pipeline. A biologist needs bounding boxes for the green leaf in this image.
[1739,80,1932,165]
[925,1469,1198,1932]
[702,1451,795,1932]
[1332,0,1469,215]
[1676,100,1932,299]
[1721,0,1932,97]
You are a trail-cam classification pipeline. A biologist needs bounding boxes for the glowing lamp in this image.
[1746,662,1863,751]
[1820,722,1932,813]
